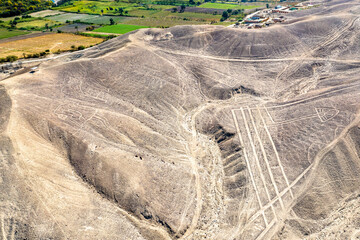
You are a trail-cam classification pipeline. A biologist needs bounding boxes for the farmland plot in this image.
[46,13,131,24]
[0,33,103,58]
[93,24,148,34]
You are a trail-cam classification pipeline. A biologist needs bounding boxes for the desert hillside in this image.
[0,0,360,239]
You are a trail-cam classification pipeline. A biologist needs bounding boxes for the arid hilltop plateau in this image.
[1,0,360,239]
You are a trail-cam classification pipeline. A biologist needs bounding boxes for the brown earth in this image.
[0,0,360,239]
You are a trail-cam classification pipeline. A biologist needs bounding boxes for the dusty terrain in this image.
[0,0,360,239]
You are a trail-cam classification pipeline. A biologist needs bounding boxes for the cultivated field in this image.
[93,24,148,34]
[0,28,29,40]
[125,10,222,27]
[124,17,210,27]
[199,2,262,10]
[0,33,103,58]
[16,19,60,30]
[55,23,91,33]
[52,0,229,26]
[52,0,134,15]
[46,12,130,24]
[29,10,63,18]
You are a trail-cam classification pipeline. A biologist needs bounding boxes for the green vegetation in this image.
[219,8,243,21]
[52,0,134,15]
[50,0,256,27]
[0,55,18,62]
[16,19,60,30]
[0,0,264,58]
[93,24,149,34]
[199,2,261,10]
[0,0,53,17]
[0,27,29,39]
[77,32,118,39]
[0,16,62,31]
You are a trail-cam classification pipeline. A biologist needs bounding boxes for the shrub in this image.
[5,55,18,62]
[77,45,85,50]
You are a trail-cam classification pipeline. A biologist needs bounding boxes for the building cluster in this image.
[241,2,315,29]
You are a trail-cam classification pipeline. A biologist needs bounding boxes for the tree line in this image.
[0,0,53,17]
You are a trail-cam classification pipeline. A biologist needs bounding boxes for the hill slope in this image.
[1,0,360,239]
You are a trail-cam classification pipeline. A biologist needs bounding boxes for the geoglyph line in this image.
[1,214,6,240]
[233,82,360,112]
[240,108,278,220]
[231,105,316,239]
[257,106,294,198]
[248,163,313,224]
[264,106,275,123]
[247,107,285,211]
[231,110,268,226]
[255,218,276,240]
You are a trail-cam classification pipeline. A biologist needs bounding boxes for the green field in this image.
[16,19,60,30]
[47,13,130,24]
[53,1,179,17]
[51,0,232,27]
[93,24,148,34]
[199,3,261,10]
[53,0,134,15]
[0,28,29,40]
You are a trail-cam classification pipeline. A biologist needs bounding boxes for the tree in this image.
[10,20,17,28]
[101,9,104,14]
[266,3,269,8]
[189,0,195,4]
[45,23,49,30]
[180,5,185,13]
[110,18,115,25]
[172,7,177,12]
[222,11,229,19]
[118,8,124,15]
